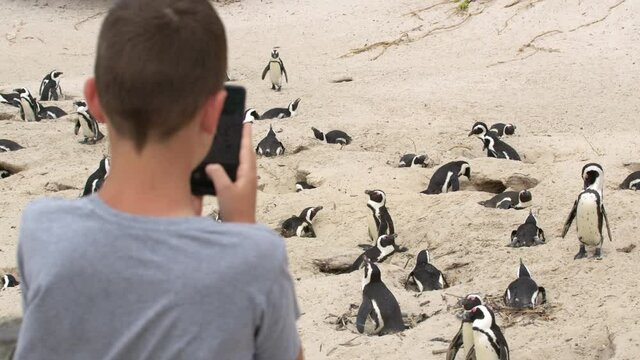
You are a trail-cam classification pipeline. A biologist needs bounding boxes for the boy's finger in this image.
[237,124,257,179]
[206,164,232,190]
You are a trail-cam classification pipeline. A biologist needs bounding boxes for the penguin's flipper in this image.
[356,296,373,334]
[509,230,518,247]
[464,345,476,360]
[404,272,414,290]
[280,59,288,83]
[261,64,270,80]
[446,324,464,360]
[74,120,80,135]
[561,200,578,238]
[602,204,613,242]
[536,229,546,244]
[350,254,365,272]
[536,287,547,305]
[39,79,47,96]
[451,175,460,192]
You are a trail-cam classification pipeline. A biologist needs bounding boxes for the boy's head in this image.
[88,0,227,152]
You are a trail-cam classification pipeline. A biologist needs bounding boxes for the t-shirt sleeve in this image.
[254,253,301,360]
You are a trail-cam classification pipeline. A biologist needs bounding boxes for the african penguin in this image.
[281,206,323,238]
[447,294,484,360]
[0,91,20,107]
[38,105,67,120]
[243,109,259,124]
[620,171,640,191]
[503,259,546,309]
[255,125,285,157]
[351,234,400,272]
[398,154,428,168]
[74,101,104,144]
[405,250,447,293]
[421,161,470,195]
[39,70,63,101]
[0,139,24,152]
[261,98,301,120]
[356,258,405,336]
[2,274,19,290]
[491,123,516,137]
[295,181,316,192]
[482,134,521,161]
[465,305,510,360]
[479,189,532,210]
[14,88,39,122]
[311,127,352,146]
[261,48,288,91]
[82,157,110,197]
[562,164,613,259]
[509,209,546,247]
[468,121,490,139]
[365,189,394,242]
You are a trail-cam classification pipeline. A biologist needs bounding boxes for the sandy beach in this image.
[1,0,639,358]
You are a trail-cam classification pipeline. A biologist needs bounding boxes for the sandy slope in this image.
[1,0,639,358]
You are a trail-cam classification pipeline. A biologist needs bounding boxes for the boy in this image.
[15,0,302,359]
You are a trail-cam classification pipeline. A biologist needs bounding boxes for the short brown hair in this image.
[95,0,227,151]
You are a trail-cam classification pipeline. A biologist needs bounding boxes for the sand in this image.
[1,0,639,358]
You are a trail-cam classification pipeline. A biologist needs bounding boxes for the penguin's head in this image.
[0,170,10,179]
[74,100,89,112]
[517,258,532,278]
[465,305,495,330]
[518,189,532,204]
[582,163,603,190]
[271,49,279,59]
[525,209,537,224]
[2,274,19,288]
[460,294,484,311]
[413,155,428,167]
[416,249,431,265]
[13,88,31,99]
[301,206,323,223]
[51,71,63,81]
[365,189,386,208]
[362,257,381,288]
[311,127,324,141]
[244,108,259,124]
[459,162,471,179]
[289,98,301,115]
[377,233,398,250]
[468,122,488,138]
[504,123,516,135]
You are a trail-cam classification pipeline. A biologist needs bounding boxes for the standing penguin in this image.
[0,139,24,152]
[447,294,484,360]
[398,154,428,168]
[280,206,323,238]
[465,305,510,360]
[421,161,470,195]
[0,91,20,107]
[39,70,63,101]
[74,101,104,144]
[562,163,612,260]
[504,259,546,308]
[356,258,405,336]
[351,234,400,271]
[261,48,288,91]
[365,189,394,242]
[14,88,39,122]
[261,98,301,119]
[311,127,352,146]
[479,189,532,210]
[82,157,110,197]
[405,250,447,292]
[482,134,521,161]
[620,171,640,190]
[255,125,285,157]
[509,210,546,247]
[1,274,19,290]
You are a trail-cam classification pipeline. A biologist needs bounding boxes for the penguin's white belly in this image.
[269,62,281,85]
[576,195,601,246]
[474,332,499,360]
[20,99,36,122]
[462,323,474,357]
[367,215,377,241]
[81,119,94,138]
[442,171,453,193]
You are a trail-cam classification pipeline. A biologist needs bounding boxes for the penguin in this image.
[465,305,510,360]
[405,250,448,293]
[0,139,24,152]
[482,134,521,161]
[82,157,110,197]
[261,48,288,91]
[39,70,63,101]
[509,209,545,247]
[38,105,67,119]
[503,259,546,309]
[295,181,316,192]
[447,294,485,360]
[365,189,394,242]
[280,206,323,238]
[0,168,10,179]
[491,123,516,137]
[311,127,352,146]
[351,234,400,271]
[398,154,428,168]
[620,171,640,191]
[1,274,19,290]
[0,91,20,107]
[479,189,532,210]
[255,125,285,157]
[356,258,405,336]
[74,101,105,144]
[14,88,39,122]
[243,109,260,124]
[421,161,471,195]
[582,163,604,197]
[261,98,301,120]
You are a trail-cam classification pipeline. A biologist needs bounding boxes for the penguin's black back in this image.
[281,216,305,238]
[490,137,521,161]
[479,191,519,209]
[504,277,541,308]
[423,161,466,194]
[38,106,67,119]
[411,263,445,291]
[261,107,290,120]
[620,171,640,190]
[256,128,285,157]
[363,282,404,334]
[325,130,352,145]
[40,80,59,101]
[0,139,24,152]
[511,222,540,247]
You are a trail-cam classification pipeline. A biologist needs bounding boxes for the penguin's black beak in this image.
[364,190,372,195]
[467,130,474,137]
[314,206,323,212]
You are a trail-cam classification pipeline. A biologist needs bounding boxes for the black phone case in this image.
[190,85,246,196]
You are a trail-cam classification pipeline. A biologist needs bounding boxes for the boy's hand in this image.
[206,124,257,223]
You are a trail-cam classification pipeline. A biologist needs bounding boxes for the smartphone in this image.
[190,85,246,196]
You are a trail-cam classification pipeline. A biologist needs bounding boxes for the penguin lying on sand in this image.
[447,294,484,360]
[464,305,510,360]
[479,189,532,209]
[296,181,316,192]
[261,98,301,119]
[2,274,19,290]
[38,105,67,119]
[398,154,428,168]
[365,189,394,242]
[74,101,104,144]
[261,48,288,91]
[406,250,447,292]
[482,134,521,161]
[351,234,400,271]
[509,210,545,247]
[356,258,405,336]
[421,161,470,195]
[255,125,285,157]
[39,70,63,101]
[468,121,516,139]
[312,127,352,146]
[281,206,323,238]
[0,139,24,152]
[504,259,546,308]
[619,171,640,191]
[82,157,110,197]
[0,91,20,107]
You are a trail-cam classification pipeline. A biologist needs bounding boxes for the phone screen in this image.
[190,85,246,196]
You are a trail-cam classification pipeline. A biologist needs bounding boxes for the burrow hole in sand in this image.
[466,173,540,194]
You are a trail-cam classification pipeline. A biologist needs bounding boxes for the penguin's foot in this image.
[593,248,603,260]
[574,245,587,260]
[271,85,275,90]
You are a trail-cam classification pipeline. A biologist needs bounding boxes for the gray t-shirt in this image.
[15,195,300,360]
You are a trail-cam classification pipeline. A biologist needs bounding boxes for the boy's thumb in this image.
[206,164,232,189]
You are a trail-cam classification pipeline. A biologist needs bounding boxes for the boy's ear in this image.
[84,78,107,124]
[201,89,227,135]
